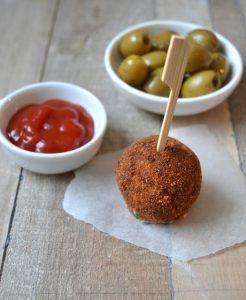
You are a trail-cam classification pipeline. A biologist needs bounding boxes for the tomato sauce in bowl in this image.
[7,99,94,153]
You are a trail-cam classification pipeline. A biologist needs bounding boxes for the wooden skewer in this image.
[156,36,189,152]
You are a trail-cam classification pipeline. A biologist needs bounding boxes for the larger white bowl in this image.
[104,20,243,116]
[0,82,107,174]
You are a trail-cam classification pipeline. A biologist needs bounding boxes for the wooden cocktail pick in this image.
[156,36,189,152]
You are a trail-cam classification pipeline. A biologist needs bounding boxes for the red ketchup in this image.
[7,99,94,153]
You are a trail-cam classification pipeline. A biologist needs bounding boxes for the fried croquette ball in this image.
[116,135,202,224]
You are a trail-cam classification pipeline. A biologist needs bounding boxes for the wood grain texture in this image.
[172,245,246,299]
[0,0,246,299]
[210,0,246,174]
[156,0,211,26]
[0,0,170,298]
[0,0,57,267]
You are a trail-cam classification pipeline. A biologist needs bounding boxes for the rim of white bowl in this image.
[0,81,107,159]
[104,20,243,104]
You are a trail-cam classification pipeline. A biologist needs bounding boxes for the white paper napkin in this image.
[63,125,246,261]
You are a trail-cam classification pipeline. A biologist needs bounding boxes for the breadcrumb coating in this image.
[116,135,202,224]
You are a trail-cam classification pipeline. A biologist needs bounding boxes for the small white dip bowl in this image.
[0,81,107,174]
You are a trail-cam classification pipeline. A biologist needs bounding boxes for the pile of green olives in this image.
[117,28,230,98]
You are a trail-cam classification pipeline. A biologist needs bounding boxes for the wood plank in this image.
[156,0,212,26]
[0,0,170,298]
[210,0,246,174]
[1,293,165,300]
[155,0,246,299]
[172,244,246,300]
[0,0,57,268]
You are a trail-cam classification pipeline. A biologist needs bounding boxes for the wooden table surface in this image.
[0,0,246,299]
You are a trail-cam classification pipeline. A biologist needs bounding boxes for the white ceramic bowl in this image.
[0,81,107,174]
[104,20,243,116]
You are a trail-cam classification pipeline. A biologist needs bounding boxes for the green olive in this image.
[210,52,230,84]
[143,67,170,96]
[119,30,152,57]
[151,31,177,51]
[186,43,212,74]
[181,70,221,98]
[142,51,167,71]
[118,54,148,86]
[187,29,219,52]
